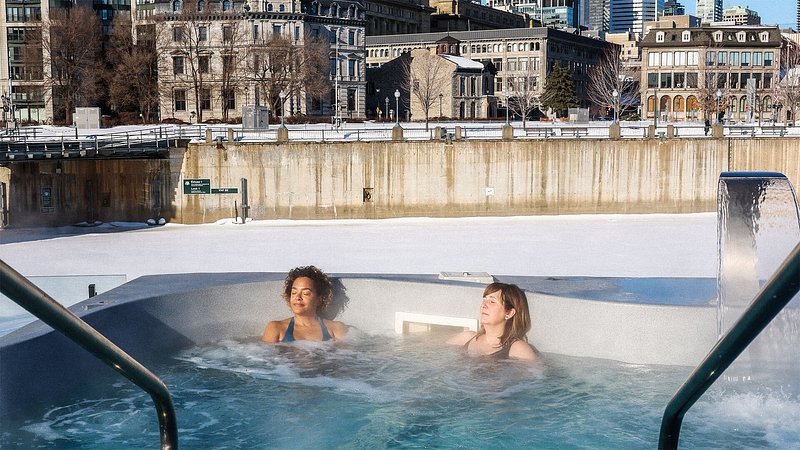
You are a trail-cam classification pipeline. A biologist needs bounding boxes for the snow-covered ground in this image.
[0,213,717,281]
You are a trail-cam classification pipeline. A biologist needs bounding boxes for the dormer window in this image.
[713,30,722,42]
[681,30,691,42]
[759,31,768,42]
[656,31,665,43]
[736,31,746,42]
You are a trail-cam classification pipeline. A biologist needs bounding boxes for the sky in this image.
[684,0,796,28]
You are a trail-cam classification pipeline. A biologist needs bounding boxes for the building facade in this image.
[609,0,664,34]
[514,0,579,29]
[153,0,367,123]
[695,0,722,23]
[640,26,782,123]
[722,6,760,26]
[363,0,433,36]
[429,0,527,32]
[366,27,613,117]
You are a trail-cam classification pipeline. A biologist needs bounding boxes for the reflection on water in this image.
[3,332,799,449]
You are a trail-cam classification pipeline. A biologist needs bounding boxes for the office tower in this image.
[696,0,722,23]
[609,0,665,33]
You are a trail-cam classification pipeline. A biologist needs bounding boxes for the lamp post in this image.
[612,88,619,124]
[439,93,443,118]
[245,86,249,106]
[394,89,400,125]
[384,97,389,121]
[279,90,286,127]
[503,90,509,125]
[715,89,721,124]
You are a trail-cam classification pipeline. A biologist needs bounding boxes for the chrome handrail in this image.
[0,259,179,449]
[658,242,800,449]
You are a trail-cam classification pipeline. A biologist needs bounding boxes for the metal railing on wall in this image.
[658,242,800,449]
[0,259,179,450]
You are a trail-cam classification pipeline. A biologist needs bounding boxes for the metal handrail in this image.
[0,259,178,449]
[658,242,800,449]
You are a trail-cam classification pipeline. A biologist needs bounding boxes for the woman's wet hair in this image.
[480,282,531,347]
[282,265,333,313]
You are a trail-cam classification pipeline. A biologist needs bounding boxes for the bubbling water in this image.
[3,332,800,448]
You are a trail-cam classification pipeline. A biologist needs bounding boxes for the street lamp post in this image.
[439,93,443,119]
[503,90,509,125]
[612,88,619,124]
[279,90,286,127]
[715,89,721,124]
[394,89,400,126]
[245,86,249,106]
[384,97,389,121]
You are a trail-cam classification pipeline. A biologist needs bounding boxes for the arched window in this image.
[172,0,181,11]
[659,95,670,112]
[739,96,747,112]
[673,95,685,112]
[686,96,698,114]
[279,4,284,11]
[222,0,231,11]
[647,95,656,113]
[728,96,737,112]
[267,3,273,11]
[762,96,772,110]
[197,0,204,10]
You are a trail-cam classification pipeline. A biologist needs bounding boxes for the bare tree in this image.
[507,61,541,129]
[32,5,103,124]
[586,46,639,121]
[401,49,450,130]
[244,34,330,120]
[105,17,163,122]
[777,37,800,124]
[217,19,249,121]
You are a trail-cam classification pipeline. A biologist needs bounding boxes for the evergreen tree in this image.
[540,62,578,118]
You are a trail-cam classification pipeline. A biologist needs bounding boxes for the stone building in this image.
[363,0,433,36]
[639,26,782,123]
[366,27,613,117]
[153,0,367,123]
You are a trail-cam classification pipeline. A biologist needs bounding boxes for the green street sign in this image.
[184,178,211,194]
[212,188,239,194]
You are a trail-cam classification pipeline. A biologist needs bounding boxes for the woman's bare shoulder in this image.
[508,340,538,362]
[446,330,477,346]
[262,318,291,343]
[324,319,349,338]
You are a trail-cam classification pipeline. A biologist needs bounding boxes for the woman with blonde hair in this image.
[447,282,537,361]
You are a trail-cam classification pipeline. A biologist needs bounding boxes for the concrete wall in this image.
[175,137,799,223]
[5,159,173,227]
[3,137,798,226]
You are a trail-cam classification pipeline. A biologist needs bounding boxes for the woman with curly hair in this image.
[262,265,348,343]
[447,282,537,361]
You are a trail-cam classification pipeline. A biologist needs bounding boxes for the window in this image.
[348,59,356,78]
[295,26,300,41]
[174,89,187,111]
[675,51,686,66]
[705,51,715,66]
[348,30,355,45]
[199,26,208,41]
[647,73,658,88]
[740,73,750,88]
[222,0,231,11]
[222,55,233,74]
[765,52,773,67]
[224,89,235,110]
[253,54,260,72]
[656,31,665,42]
[200,89,211,110]
[717,51,726,66]
[753,73,762,88]
[660,72,672,89]
[681,31,691,42]
[753,52,762,66]
[730,52,739,66]
[759,31,769,42]
[173,26,184,42]
[716,73,726,88]
[252,24,259,40]
[686,72,698,88]
[687,51,698,66]
[741,52,750,67]
[674,72,685,88]
[347,89,355,111]
[279,4,285,11]
[329,58,336,77]
[736,31,746,42]
[172,56,184,75]
[662,52,673,66]
[199,55,209,73]
[730,73,738,89]
[764,73,772,89]
[713,31,722,42]
[329,29,336,43]
[648,52,660,67]
[223,26,232,42]
[273,25,281,35]
[267,4,273,11]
